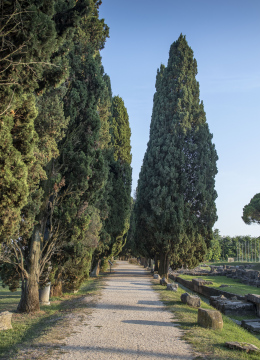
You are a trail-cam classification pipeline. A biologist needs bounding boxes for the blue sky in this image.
[99,0,260,237]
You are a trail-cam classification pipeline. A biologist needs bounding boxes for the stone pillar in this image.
[198,308,223,330]
[39,284,51,305]
[91,259,101,277]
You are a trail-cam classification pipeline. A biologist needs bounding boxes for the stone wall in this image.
[169,274,245,300]
[210,265,260,287]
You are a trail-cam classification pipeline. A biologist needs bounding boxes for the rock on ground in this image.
[51,261,194,359]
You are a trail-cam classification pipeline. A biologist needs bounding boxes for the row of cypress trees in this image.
[129,35,218,277]
[0,1,132,312]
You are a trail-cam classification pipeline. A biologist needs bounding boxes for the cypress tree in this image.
[38,2,110,295]
[134,35,218,277]
[105,96,132,258]
[0,0,106,312]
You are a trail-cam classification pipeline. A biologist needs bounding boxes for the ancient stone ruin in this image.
[198,308,223,330]
[181,292,201,307]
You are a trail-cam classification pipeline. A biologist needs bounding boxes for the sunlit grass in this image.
[178,275,260,296]
[0,284,21,312]
[0,276,104,358]
[153,281,260,359]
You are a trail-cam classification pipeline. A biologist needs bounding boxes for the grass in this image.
[209,262,260,271]
[199,265,211,271]
[153,281,260,359]
[0,276,106,360]
[0,286,21,312]
[178,275,260,296]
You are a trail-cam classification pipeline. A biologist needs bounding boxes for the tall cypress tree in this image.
[35,2,110,296]
[104,96,132,258]
[134,35,218,277]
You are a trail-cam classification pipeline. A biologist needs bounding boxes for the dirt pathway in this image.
[53,261,194,359]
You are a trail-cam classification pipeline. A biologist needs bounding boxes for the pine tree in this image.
[134,35,218,277]
[242,193,260,225]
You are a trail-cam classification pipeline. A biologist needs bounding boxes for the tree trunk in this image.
[158,252,169,279]
[154,254,159,272]
[17,225,41,313]
[50,281,63,297]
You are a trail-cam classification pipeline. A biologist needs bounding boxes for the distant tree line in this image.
[0,0,132,313]
[207,229,260,262]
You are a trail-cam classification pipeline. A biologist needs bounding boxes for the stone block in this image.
[181,292,189,304]
[198,308,223,330]
[160,277,168,286]
[246,294,260,304]
[166,283,178,292]
[39,284,51,305]
[181,293,201,307]
[187,294,201,307]
[226,342,260,354]
[153,274,160,280]
[0,311,12,331]
[246,294,260,316]
[210,295,255,315]
[241,319,260,333]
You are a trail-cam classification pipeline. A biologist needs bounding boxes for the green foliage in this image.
[105,96,132,258]
[242,193,260,225]
[44,4,111,291]
[0,0,114,307]
[206,229,222,261]
[217,234,259,262]
[0,0,132,307]
[133,34,218,273]
[111,96,132,165]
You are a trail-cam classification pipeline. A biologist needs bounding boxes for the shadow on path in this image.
[39,343,192,359]
[122,319,178,327]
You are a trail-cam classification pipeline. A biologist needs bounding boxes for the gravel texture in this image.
[54,261,194,359]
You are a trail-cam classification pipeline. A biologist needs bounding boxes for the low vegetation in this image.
[153,281,260,359]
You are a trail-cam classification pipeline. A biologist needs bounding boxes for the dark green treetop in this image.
[242,193,260,225]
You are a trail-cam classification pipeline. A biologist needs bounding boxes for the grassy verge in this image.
[0,275,106,360]
[153,281,260,360]
[178,275,260,297]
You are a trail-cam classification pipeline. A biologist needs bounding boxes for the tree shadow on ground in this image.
[121,319,179,327]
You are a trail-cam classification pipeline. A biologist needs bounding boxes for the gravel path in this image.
[55,261,194,359]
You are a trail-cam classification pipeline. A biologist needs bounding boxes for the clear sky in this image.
[99,0,260,238]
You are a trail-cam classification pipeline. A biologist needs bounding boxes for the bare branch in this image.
[0,89,15,116]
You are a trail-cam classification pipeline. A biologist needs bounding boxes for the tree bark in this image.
[50,281,63,297]
[158,252,169,279]
[154,254,159,272]
[17,225,41,312]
